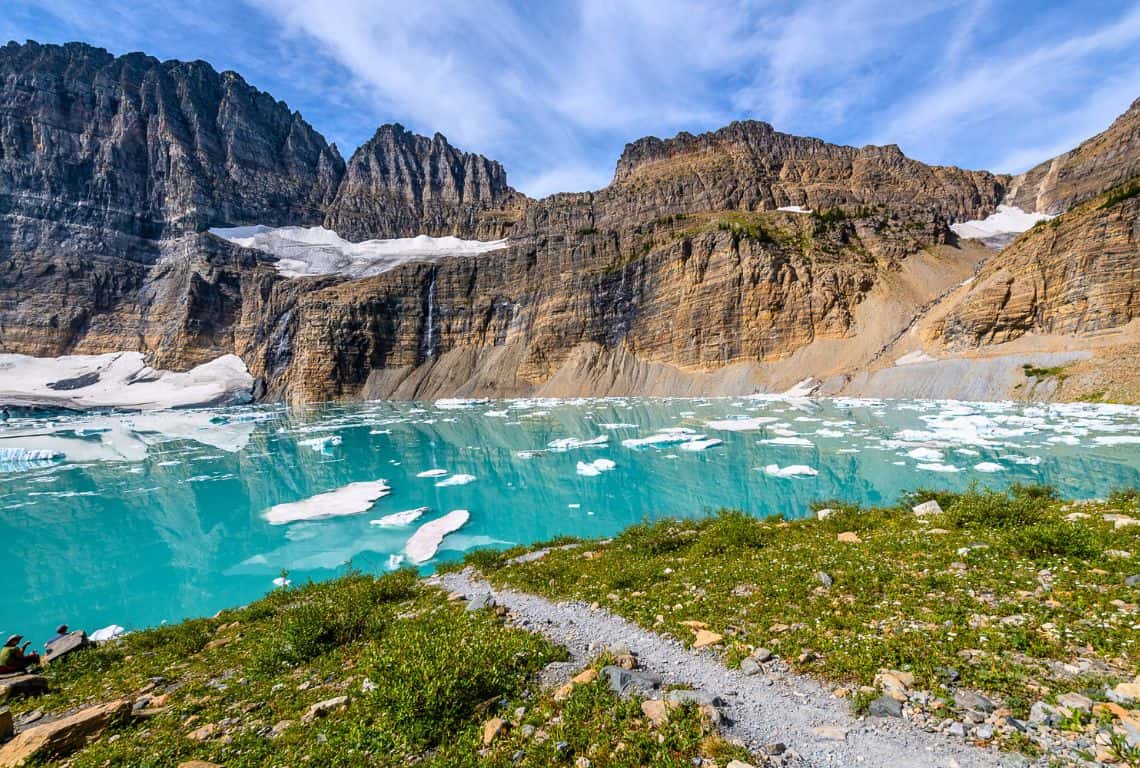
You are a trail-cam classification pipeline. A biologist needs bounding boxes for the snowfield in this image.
[950,205,1054,248]
[0,352,253,410]
[209,225,508,278]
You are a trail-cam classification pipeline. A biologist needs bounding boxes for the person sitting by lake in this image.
[43,624,89,663]
[44,624,71,652]
[0,634,40,673]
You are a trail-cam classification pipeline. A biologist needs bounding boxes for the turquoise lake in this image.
[3,395,1140,646]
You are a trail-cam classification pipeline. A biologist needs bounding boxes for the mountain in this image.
[0,40,1137,405]
[324,124,524,240]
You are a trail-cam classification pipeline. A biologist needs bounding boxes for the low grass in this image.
[13,569,746,767]
[485,486,1139,723]
[1099,177,1140,210]
[1023,363,1070,380]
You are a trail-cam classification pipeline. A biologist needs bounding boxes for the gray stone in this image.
[814,571,834,588]
[751,648,774,663]
[912,500,944,517]
[953,690,995,713]
[1029,701,1058,725]
[974,723,994,741]
[947,722,967,738]
[465,592,496,612]
[600,666,662,696]
[0,675,48,703]
[606,641,631,658]
[1125,574,1140,587]
[868,695,903,718]
[664,689,723,708]
[739,658,761,676]
[301,696,348,723]
[1056,692,1092,713]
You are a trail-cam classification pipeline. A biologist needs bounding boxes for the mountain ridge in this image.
[1,39,1138,405]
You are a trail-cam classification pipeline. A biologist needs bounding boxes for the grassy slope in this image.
[476,488,1139,728]
[12,571,745,767]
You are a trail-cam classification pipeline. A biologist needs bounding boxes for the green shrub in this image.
[690,509,769,556]
[1008,521,1096,560]
[943,486,1055,529]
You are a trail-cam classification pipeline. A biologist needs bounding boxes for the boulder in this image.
[482,717,506,746]
[301,696,348,723]
[1056,692,1093,713]
[571,669,597,685]
[640,699,678,727]
[0,677,47,704]
[1109,682,1140,703]
[837,531,861,543]
[692,629,723,649]
[601,666,662,696]
[0,699,130,767]
[953,690,996,713]
[912,500,943,517]
[868,695,903,718]
[0,709,11,741]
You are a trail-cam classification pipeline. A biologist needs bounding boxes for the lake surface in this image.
[3,395,1140,646]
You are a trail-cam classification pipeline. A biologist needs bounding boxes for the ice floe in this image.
[406,509,471,564]
[576,458,616,476]
[762,436,814,447]
[0,447,63,473]
[917,462,961,473]
[763,463,818,478]
[435,398,488,410]
[299,435,342,453]
[547,435,609,451]
[209,225,508,278]
[705,416,779,431]
[950,205,1054,248]
[678,438,723,451]
[0,352,253,410]
[370,506,429,527]
[417,469,449,478]
[974,462,1005,472]
[264,480,390,525]
[435,473,476,487]
[90,625,126,643]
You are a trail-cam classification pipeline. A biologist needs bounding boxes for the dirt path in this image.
[437,570,1016,768]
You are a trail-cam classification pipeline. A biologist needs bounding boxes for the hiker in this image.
[0,634,40,673]
[44,624,70,652]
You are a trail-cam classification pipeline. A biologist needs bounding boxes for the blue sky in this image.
[4,0,1140,198]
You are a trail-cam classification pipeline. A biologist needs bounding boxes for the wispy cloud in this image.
[5,0,1140,195]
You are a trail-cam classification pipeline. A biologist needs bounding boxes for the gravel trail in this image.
[437,569,1015,768]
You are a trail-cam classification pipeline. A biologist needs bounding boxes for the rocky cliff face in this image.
[1004,98,1140,214]
[2,40,1138,404]
[324,124,523,240]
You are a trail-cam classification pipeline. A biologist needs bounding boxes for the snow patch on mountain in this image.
[950,205,1054,248]
[209,225,508,278]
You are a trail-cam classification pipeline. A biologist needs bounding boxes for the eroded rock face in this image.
[324,124,524,240]
[1,40,1137,403]
[937,192,1140,348]
[1004,97,1140,215]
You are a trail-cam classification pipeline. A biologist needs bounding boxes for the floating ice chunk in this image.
[815,428,845,438]
[1046,435,1080,445]
[907,447,944,461]
[90,625,126,643]
[272,576,292,587]
[485,410,509,418]
[405,509,470,564]
[435,398,488,410]
[577,458,617,476]
[417,469,448,478]
[950,205,1054,247]
[0,447,63,473]
[1094,435,1140,445]
[763,463,818,477]
[209,225,508,279]
[679,438,722,451]
[435,473,476,487]
[598,422,638,429]
[547,435,609,451]
[299,435,342,453]
[371,506,429,527]
[0,352,253,410]
[265,480,390,525]
[622,429,704,449]
[777,205,812,213]
[955,448,981,456]
[1003,455,1042,465]
[705,416,780,431]
[386,554,405,570]
[917,463,961,473]
[762,436,814,447]
[782,378,819,397]
[974,462,1005,473]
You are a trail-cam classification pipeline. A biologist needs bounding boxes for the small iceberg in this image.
[974,462,1005,473]
[763,464,818,478]
[547,435,609,451]
[417,468,448,478]
[435,398,488,410]
[678,438,722,452]
[0,447,64,473]
[705,416,779,432]
[762,436,814,447]
[917,462,961,473]
[406,509,470,564]
[435,473,476,487]
[299,435,342,454]
[370,507,429,527]
[576,458,616,476]
[264,480,390,525]
[272,576,292,588]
